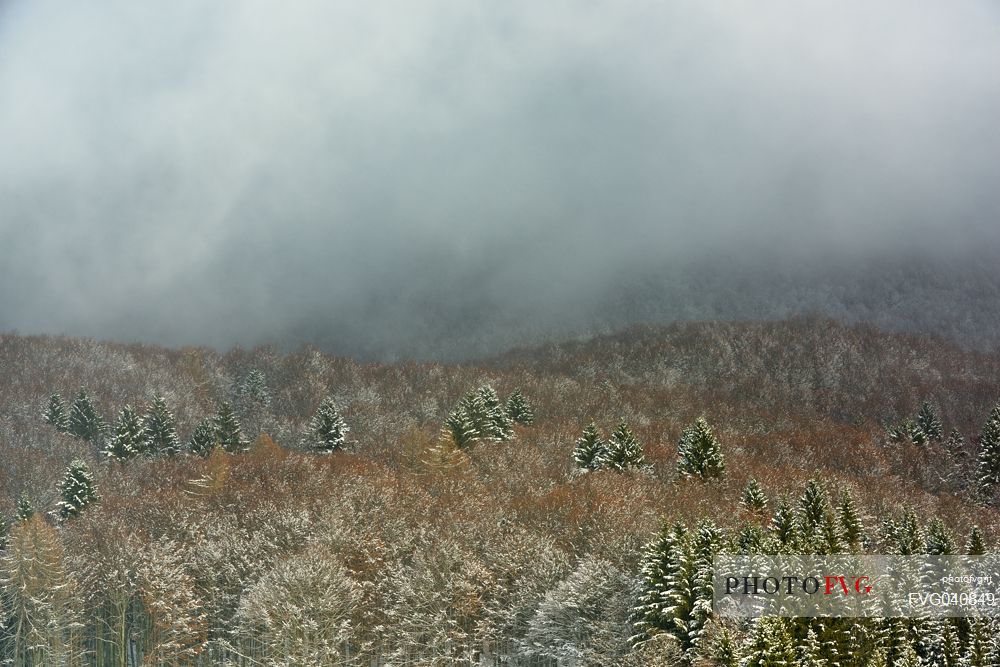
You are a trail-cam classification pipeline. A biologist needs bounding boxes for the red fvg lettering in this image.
[823,575,872,595]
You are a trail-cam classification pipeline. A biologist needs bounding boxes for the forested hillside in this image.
[2,317,1000,665]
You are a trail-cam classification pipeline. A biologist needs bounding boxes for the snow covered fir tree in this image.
[677,417,726,479]
[213,401,246,453]
[104,405,144,463]
[143,394,181,457]
[573,422,605,470]
[43,393,69,432]
[67,389,105,443]
[55,460,99,520]
[306,396,350,453]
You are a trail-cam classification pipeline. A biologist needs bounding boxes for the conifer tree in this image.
[798,479,842,554]
[632,523,686,644]
[740,478,768,513]
[771,495,798,551]
[735,525,766,555]
[676,418,725,479]
[601,420,645,471]
[975,405,1000,500]
[143,395,180,457]
[505,389,535,425]
[104,405,143,463]
[942,427,970,490]
[456,390,489,442]
[306,397,349,454]
[43,393,69,432]
[962,619,995,666]
[965,525,987,555]
[16,491,34,522]
[477,385,513,442]
[442,407,478,449]
[235,368,271,436]
[838,489,864,552]
[894,509,924,555]
[187,417,217,457]
[742,617,797,667]
[917,401,943,442]
[573,422,605,470]
[67,389,105,443]
[925,518,955,555]
[236,369,271,407]
[798,627,827,667]
[919,619,961,667]
[56,460,99,520]
[709,625,740,667]
[632,521,719,659]
[214,402,246,453]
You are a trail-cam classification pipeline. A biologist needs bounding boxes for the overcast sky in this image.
[1,1,999,358]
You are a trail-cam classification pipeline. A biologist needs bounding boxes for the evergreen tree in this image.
[735,525,766,555]
[236,369,271,407]
[888,418,926,446]
[943,428,970,491]
[67,389,105,443]
[918,619,961,667]
[235,368,271,436]
[798,627,828,667]
[455,391,487,439]
[708,625,740,667]
[477,385,513,442]
[632,521,720,660]
[601,420,645,471]
[676,418,725,479]
[104,405,143,463]
[742,617,797,667]
[214,402,246,453]
[187,417,217,457]
[961,619,994,667]
[573,422,606,470]
[740,478,768,513]
[975,406,1000,500]
[16,491,34,522]
[838,489,864,553]
[43,393,69,432]
[798,479,842,554]
[56,459,99,520]
[771,495,798,551]
[306,397,349,453]
[143,395,180,457]
[894,508,924,555]
[504,389,535,426]
[925,518,955,555]
[965,525,987,555]
[442,407,478,449]
[917,401,943,442]
[633,523,686,645]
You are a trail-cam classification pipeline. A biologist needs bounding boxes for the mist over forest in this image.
[1,0,999,359]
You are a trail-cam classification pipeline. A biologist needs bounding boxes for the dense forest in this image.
[2,316,1000,665]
